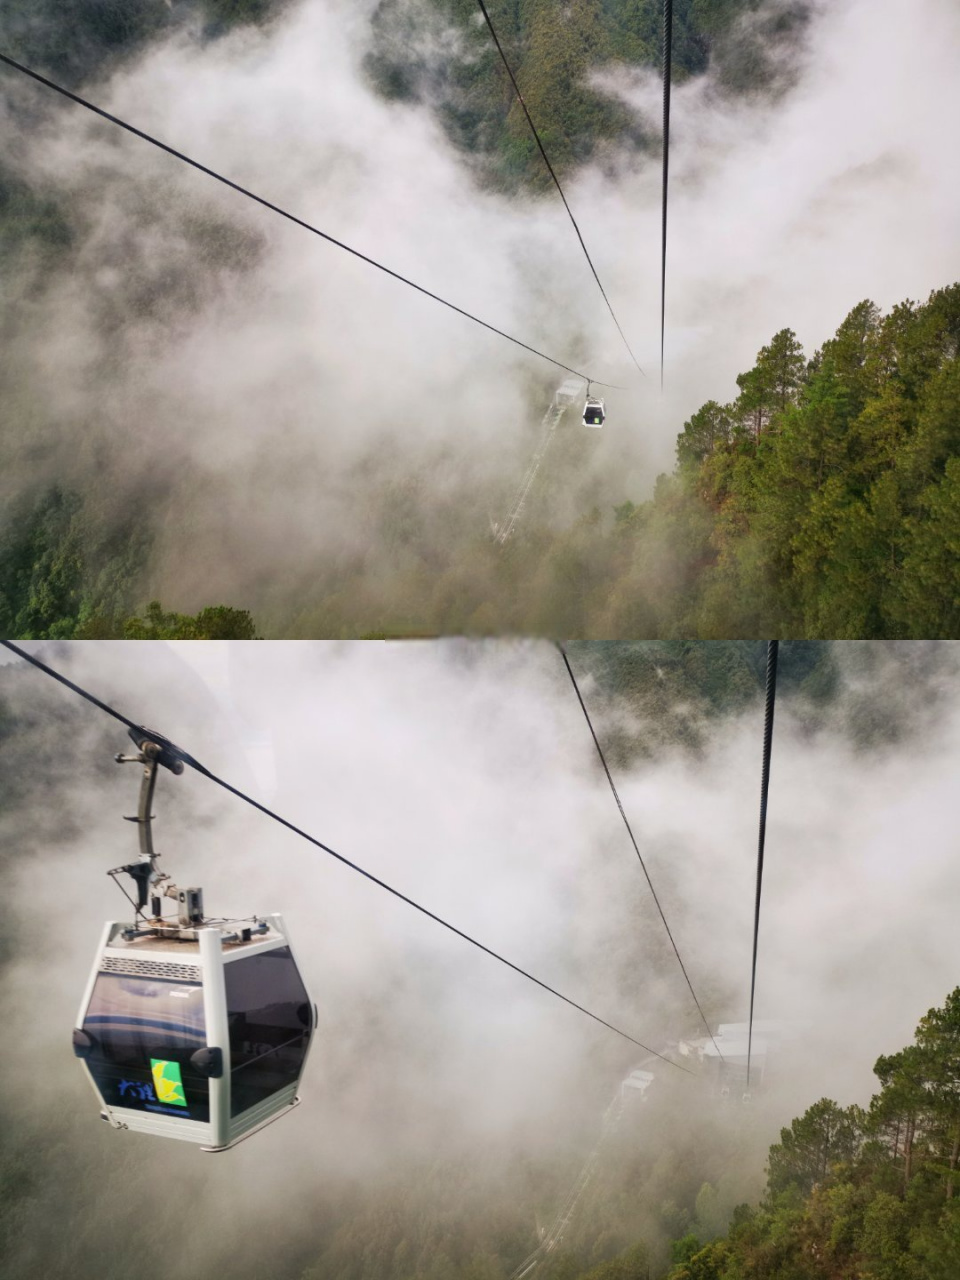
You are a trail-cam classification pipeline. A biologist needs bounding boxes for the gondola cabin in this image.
[583,396,605,428]
[72,912,316,1151]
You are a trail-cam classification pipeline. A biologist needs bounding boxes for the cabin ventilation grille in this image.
[100,956,201,981]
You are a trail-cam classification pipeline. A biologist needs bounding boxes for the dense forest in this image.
[0,0,284,638]
[267,286,960,639]
[364,0,810,190]
[1,3,956,638]
[593,286,960,639]
[0,0,794,184]
[662,986,960,1280]
[0,0,862,642]
[4,283,958,640]
[0,0,292,86]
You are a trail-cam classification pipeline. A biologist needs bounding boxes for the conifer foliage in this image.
[648,286,960,638]
[666,987,960,1280]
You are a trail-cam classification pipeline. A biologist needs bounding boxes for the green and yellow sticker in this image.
[151,1058,188,1107]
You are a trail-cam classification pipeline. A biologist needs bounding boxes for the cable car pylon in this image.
[494,375,610,545]
[493,395,566,546]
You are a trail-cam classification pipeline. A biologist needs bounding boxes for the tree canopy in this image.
[667,986,960,1280]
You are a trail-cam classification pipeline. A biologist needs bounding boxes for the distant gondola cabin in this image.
[582,396,605,428]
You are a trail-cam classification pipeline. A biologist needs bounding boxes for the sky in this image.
[3,0,959,620]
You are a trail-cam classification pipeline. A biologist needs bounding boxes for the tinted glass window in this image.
[224,946,311,1118]
[81,974,210,1121]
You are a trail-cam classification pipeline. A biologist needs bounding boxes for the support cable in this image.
[0,639,692,1073]
[746,640,779,1090]
[475,1,645,379]
[559,646,724,1060]
[660,0,673,390]
[0,52,621,389]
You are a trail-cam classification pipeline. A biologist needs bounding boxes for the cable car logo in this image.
[151,1059,188,1107]
[117,1078,157,1102]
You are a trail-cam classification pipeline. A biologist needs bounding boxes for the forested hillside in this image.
[604,285,960,638]
[663,987,960,1280]
[1,1,955,639]
[0,0,285,637]
[3,286,958,640]
[284,287,960,640]
[0,0,290,87]
[0,486,257,636]
[366,0,811,189]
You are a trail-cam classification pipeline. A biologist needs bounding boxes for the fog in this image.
[2,640,960,1274]
[598,0,960,409]
[2,0,959,624]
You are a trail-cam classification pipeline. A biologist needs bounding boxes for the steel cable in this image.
[0,638,692,1072]
[475,1,645,379]
[0,51,621,388]
[746,640,779,1090]
[660,0,673,390]
[560,645,724,1060]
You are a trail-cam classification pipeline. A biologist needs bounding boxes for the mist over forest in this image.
[2,639,960,1277]
[2,0,958,638]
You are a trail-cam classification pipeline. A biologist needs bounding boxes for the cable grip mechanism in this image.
[110,727,203,936]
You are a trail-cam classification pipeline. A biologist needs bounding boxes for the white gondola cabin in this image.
[73,914,315,1150]
[71,727,316,1150]
[583,395,605,428]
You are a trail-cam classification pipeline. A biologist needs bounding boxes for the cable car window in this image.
[82,973,210,1120]
[225,946,311,1118]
